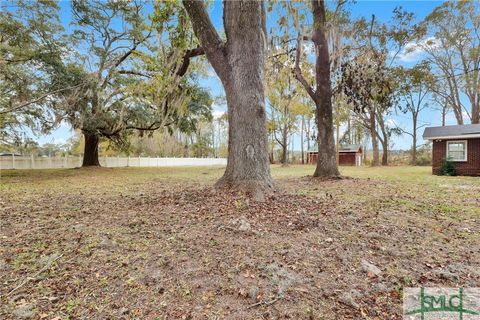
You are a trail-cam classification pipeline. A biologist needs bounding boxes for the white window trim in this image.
[446,140,468,162]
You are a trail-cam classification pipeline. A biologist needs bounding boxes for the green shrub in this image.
[414,144,432,166]
[415,153,432,166]
[440,157,456,176]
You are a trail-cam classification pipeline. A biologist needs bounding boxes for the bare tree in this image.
[396,64,433,164]
[420,1,480,124]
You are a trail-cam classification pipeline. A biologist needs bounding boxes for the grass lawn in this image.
[1,165,479,319]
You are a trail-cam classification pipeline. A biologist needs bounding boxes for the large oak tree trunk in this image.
[82,132,100,167]
[218,79,273,195]
[184,0,273,199]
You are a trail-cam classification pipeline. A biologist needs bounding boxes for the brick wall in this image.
[432,138,480,176]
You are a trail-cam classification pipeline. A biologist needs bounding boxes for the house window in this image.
[446,140,467,161]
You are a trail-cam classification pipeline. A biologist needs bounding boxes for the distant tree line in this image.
[1,0,478,197]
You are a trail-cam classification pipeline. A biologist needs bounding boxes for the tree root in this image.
[214,177,275,202]
[310,174,344,181]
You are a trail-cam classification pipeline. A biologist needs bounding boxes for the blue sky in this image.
[40,0,452,151]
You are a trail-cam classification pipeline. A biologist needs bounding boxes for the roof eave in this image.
[424,134,480,140]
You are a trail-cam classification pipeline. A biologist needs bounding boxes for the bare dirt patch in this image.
[1,166,479,319]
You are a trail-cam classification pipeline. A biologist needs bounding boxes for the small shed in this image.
[423,124,480,176]
[307,144,363,166]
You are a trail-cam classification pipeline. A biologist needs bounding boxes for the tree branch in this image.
[117,70,152,78]
[125,123,162,131]
[293,32,317,102]
[101,20,154,89]
[177,46,205,77]
[182,0,227,77]
[398,127,414,138]
[0,83,86,115]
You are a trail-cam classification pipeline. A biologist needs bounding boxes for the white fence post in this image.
[127,156,130,167]
[31,155,35,169]
[12,154,15,169]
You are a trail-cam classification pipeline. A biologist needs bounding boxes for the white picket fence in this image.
[0,155,227,170]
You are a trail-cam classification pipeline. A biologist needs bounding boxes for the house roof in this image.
[423,124,480,140]
[307,144,362,153]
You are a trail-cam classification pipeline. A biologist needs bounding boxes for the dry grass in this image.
[1,165,479,319]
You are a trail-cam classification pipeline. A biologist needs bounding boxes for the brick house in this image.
[423,124,480,176]
[307,144,363,166]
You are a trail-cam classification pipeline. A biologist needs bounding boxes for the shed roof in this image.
[307,144,362,153]
[423,124,480,140]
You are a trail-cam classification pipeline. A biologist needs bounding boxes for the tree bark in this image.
[301,115,305,164]
[312,0,339,178]
[294,0,339,178]
[369,109,380,166]
[335,116,340,165]
[184,0,273,199]
[280,144,288,166]
[269,131,275,164]
[376,111,389,166]
[347,117,351,144]
[280,121,288,166]
[412,114,417,165]
[442,104,447,126]
[306,117,311,163]
[472,97,480,124]
[82,131,100,167]
[381,140,388,166]
[412,132,417,165]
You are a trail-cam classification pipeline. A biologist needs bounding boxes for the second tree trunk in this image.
[82,132,100,167]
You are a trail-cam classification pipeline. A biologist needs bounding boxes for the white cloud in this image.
[212,110,226,119]
[52,137,67,145]
[396,37,439,63]
[385,118,399,128]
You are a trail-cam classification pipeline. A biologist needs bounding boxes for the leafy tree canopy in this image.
[0,0,66,145]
